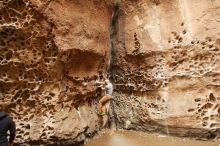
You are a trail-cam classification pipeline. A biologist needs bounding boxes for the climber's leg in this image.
[99,95,112,113]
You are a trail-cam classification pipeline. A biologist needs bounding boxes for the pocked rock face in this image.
[111,0,220,139]
[0,0,111,145]
[1,0,220,145]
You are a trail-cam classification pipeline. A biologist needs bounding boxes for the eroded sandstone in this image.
[1,0,220,145]
[111,0,220,139]
[0,0,112,145]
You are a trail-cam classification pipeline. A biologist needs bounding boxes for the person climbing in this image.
[98,79,113,115]
[0,112,16,146]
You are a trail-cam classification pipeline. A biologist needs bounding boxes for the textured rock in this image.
[0,0,111,145]
[1,0,220,145]
[111,0,220,139]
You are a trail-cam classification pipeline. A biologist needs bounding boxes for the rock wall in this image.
[0,0,111,145]
[111,0,220,139]
[1,0,220,145]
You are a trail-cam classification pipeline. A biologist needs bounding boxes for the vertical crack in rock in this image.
[108,0,120,78]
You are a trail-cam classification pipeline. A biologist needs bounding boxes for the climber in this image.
[0,112,16,146]
[97,79,113,115]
